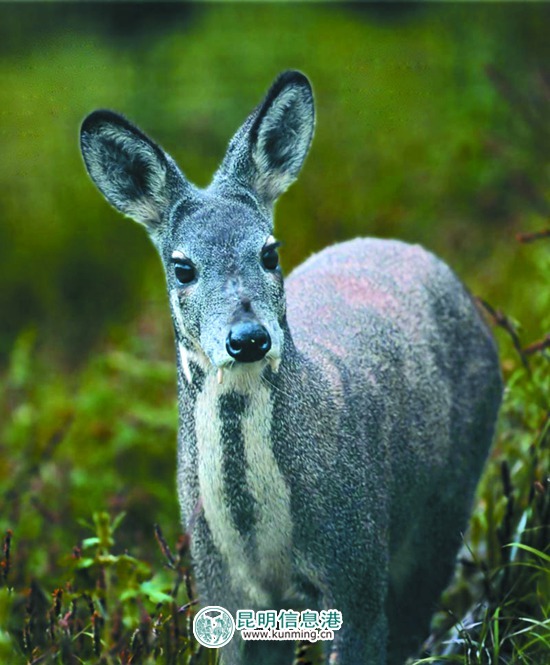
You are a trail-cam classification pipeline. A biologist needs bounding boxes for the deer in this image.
[80,70,503,665]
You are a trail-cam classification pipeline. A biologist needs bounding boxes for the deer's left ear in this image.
[80,110,187,236]
[216,71,315,205]
[249,71,315,202]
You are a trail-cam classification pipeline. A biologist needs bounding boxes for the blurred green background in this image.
[1,2,549,363]
[1,0,549,614]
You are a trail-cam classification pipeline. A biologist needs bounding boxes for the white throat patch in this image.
[195,371,292,605]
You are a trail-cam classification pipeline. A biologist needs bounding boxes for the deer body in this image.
[81,71,502,665]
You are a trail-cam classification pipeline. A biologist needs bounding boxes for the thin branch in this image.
[153,524,176,570]
[523,334,550,356]
[516,228,550,244]
[475,298,530,371]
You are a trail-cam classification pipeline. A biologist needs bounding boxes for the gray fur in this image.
[80,71,502,665]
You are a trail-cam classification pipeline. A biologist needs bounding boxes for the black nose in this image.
[226,322,271,363]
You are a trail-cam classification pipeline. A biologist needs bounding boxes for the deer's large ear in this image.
[80,110,184,235]
[217,71,315,204]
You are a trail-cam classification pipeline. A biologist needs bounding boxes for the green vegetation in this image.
[419,286,550,663]
[1,3,548,663]
[1,3,549,359]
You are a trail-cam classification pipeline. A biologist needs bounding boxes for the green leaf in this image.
[82,537,100,549]
[505,543,550,564]
[75,557,96,569]
[139,580,173,605]
[111,511,127,534]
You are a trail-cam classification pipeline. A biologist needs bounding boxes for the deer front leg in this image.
[328,611,388,665]
[319,552,390,665]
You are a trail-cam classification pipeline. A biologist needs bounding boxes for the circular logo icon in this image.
[193,605,235,648]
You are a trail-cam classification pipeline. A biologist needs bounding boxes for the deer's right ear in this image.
[80,110,182,235]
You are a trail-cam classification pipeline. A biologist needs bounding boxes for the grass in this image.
[410,245,550,663]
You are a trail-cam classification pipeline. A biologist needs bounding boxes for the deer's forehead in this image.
[167,198,272,257]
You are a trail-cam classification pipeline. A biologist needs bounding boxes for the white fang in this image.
[170,290,192,384]
[178,343,192,384]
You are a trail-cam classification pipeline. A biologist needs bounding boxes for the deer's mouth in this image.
[215,352,281,385]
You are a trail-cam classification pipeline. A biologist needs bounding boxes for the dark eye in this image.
[174,261,196,285]
[261,247,279,271]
